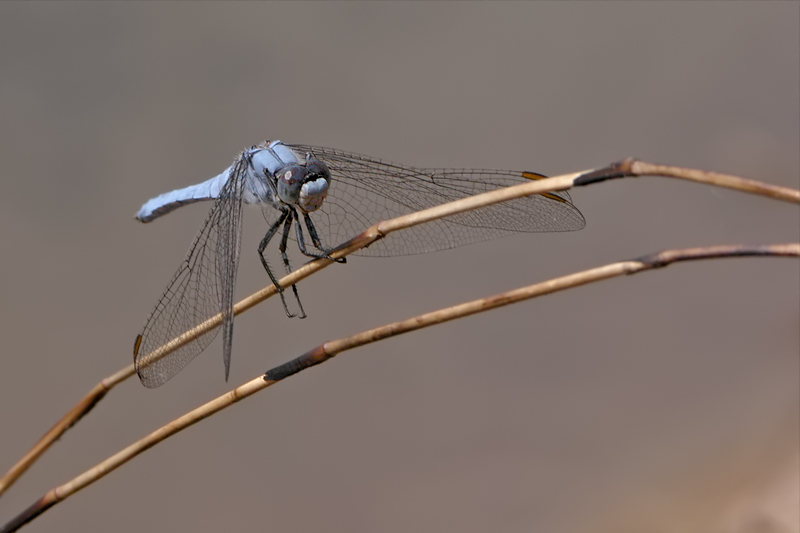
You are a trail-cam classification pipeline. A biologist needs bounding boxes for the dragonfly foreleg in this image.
[301,212,346,264]
[277,209,307,319]
[258,209,300,318]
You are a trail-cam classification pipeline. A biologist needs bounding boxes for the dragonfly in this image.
[134,140,585,388]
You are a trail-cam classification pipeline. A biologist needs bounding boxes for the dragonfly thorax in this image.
[275,157,331,213]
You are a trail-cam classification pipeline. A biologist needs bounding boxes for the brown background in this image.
[0,3,798,532]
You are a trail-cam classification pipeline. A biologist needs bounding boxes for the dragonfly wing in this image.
[135,158,246,387]
[218,158,246,381]
[285,144,585,257]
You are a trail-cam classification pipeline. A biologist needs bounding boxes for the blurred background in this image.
[0,3,797,532]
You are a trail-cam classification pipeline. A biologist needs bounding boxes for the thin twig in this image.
[0,168,583,495]
[2,243,797,533]
[574,158,800,203]
[2,160,797,497]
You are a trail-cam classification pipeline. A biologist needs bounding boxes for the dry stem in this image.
[2,242,797,532]
[1,158,797,502]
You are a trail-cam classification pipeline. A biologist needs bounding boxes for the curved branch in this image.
[3,243,797,533]
[2,160,797,497]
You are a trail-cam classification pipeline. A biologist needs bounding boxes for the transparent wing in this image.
[134,157,246,388]
[285,144,586,257]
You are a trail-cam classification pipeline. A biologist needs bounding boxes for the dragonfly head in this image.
[276,157,331,213]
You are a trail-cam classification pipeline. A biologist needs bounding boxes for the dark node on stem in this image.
[574,158,636,186]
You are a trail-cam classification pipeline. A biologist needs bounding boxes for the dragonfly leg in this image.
[278,210,307,319]
[293,210,330,261]
[258,209,297,318]
[302,212,346,264]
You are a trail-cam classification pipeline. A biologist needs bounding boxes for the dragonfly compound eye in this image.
[276,164,306,204]
[298,157,332,212]
[304,157,332,184]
